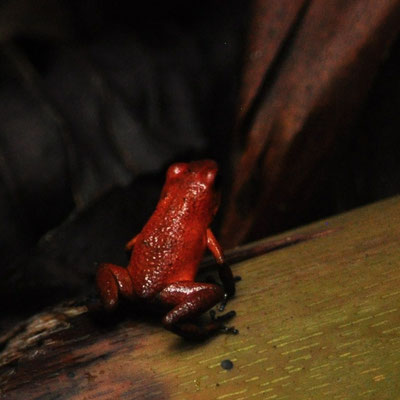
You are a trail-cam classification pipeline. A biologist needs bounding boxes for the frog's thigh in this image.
[157,281,224,325]
[96,263,135,309]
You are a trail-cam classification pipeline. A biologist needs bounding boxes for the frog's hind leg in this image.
[157,281,236,338]
[96,263,136,310]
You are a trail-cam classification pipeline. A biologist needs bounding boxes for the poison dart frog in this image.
[96,160,237,338]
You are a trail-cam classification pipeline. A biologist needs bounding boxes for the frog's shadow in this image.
[87,295,164,332]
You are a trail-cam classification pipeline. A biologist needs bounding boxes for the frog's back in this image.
[128,160,220,298]
[129,195,210,298]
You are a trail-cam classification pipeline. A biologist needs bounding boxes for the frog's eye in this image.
[167,162,188,178]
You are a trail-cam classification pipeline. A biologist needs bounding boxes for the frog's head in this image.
[163,160,221,216]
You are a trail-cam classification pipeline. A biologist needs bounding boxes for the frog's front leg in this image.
[156,281,236,338]
[96,263,137,310]
[206,229,235,297]
[125,234,139,252]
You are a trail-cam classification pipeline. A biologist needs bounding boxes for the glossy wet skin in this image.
[96,160,236,338]
[130,160,220,297]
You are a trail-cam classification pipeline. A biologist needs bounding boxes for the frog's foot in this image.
[210,309,239,335]
[217,274,241,312]
[218,293,229,312]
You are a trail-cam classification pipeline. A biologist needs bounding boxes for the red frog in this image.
[96,160,236,338]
